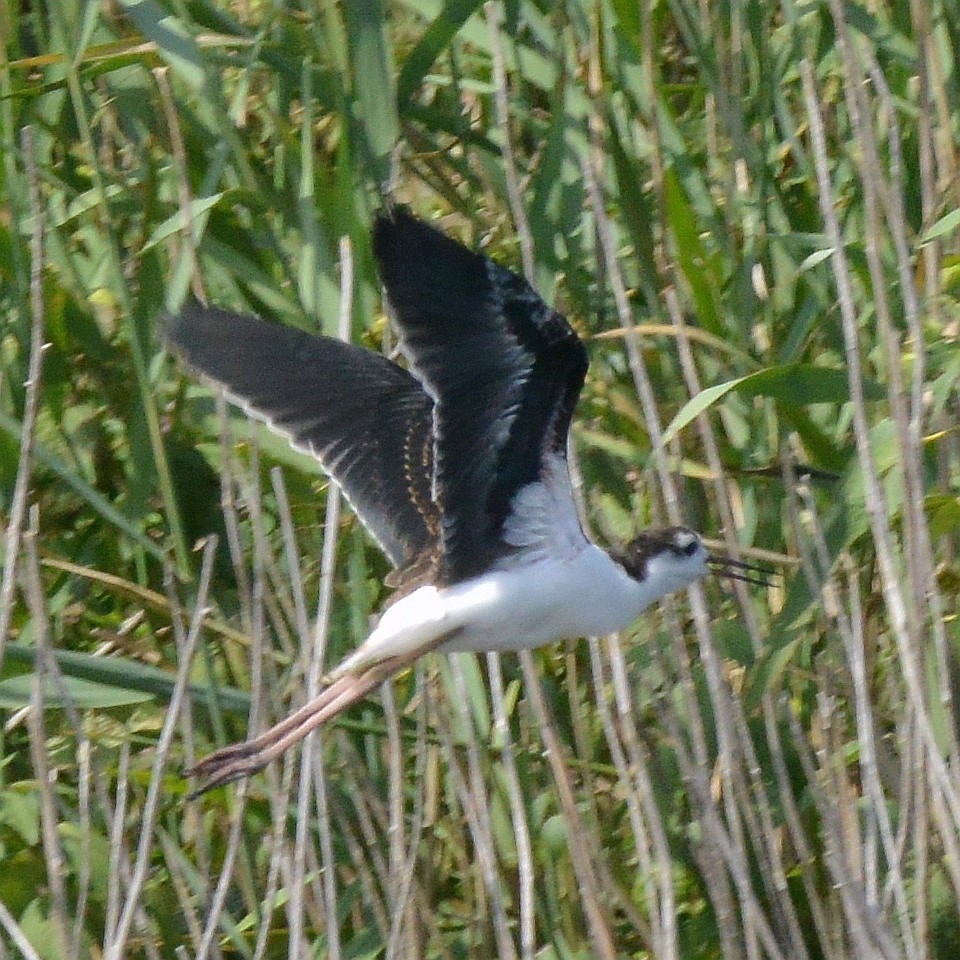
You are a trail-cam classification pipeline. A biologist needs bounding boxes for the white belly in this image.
[334,545,662,675]
[438,546,654,652]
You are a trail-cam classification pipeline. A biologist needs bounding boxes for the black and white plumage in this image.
[167,209,772,793]
[371,213,588,584]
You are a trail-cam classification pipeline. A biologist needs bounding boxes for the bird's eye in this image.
[682,539,699,556]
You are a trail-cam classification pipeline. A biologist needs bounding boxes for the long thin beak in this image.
[708,554,778,588]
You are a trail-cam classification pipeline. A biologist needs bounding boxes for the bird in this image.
[166,208,773,794]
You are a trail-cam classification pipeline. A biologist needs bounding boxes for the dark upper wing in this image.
[372,209,589,584]
[165,301,438,570]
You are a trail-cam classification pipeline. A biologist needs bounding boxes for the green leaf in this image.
[744,633,802,711]
[920,208,960,245]
[842,0,918,67]
[0,674,155,710]
[118,0,206,91]
[344,1,399,182]
[142,193,225,252]
[737,364,885,403]
[662,364,886,443]
[797,246,835,271]
[927,495,960,540]
[18,899,67,960]
[663,168,723,336]
[60,823,114,903]
[2,643,252,716]
[0,790,41,845]
[575,427,645,463]
[0,411,168,563]
[397,0,484,103]
[713,620,755,668]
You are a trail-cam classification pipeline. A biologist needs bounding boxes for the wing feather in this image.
[372,210,589,583]
[165,301,437,570]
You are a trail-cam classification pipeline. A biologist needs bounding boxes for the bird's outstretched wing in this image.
[165,301,439,571]
[372,209,589,584]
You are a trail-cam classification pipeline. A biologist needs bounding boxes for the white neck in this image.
[566,548,679,636]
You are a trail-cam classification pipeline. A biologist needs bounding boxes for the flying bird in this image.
[166,209,772,793]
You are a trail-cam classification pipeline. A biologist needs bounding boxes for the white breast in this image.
[337,457,669,671]
[437,544,658,653]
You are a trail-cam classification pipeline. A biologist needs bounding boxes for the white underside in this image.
[335,543,660,675]
[331,451,709,677]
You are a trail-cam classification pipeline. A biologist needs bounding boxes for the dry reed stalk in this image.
[217,387,254,636]
[666,285,811,958]
[801,479,917,956]
[287,235,355,960]
[485,650,536,960]
[193,443,265,958]
[803,56,960,833]
[485,11,636,954]
[598,635,676,956]
[102,740,130,951]
[24,513,71,959]
[106,539,218,960]
[244,471,314,960]
[519,652,620,960]
[0,127,48,670]
[0,901,43,960]
[584,148,751,957]
[384,667,429,960]
[436,673,519,960]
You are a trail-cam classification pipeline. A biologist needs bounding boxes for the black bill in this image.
[708,554,778,588]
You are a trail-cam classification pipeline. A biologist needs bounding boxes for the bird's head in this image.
[616,526,774,595]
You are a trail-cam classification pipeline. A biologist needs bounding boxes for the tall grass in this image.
[1,1,958,958]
